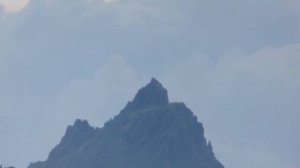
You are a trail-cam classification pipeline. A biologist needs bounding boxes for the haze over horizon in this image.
[0,0,299,168]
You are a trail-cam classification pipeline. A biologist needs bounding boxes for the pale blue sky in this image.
[0,0,299,168]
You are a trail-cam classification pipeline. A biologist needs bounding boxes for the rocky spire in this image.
[129,78,169,109]
[28,78,224,168]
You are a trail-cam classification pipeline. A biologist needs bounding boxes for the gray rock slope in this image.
[28,78,224,168]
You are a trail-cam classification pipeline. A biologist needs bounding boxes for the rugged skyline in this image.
[28,78,224,168]
[0,0,299,168]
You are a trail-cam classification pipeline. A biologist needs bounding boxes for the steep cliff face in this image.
[28,78,224,168]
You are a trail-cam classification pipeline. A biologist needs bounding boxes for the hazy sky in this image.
[0,0,299,168]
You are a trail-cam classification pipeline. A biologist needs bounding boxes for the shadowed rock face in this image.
[28,78,224,168]
[125,78,169,110]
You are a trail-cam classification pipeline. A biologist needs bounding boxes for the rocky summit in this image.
[28,78,224,168]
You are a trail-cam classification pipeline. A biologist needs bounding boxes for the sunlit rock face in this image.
[28,78,224,168]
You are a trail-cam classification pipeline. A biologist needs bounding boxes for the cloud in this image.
[112,1,160,27]
[284,0,300,10]
[0,0,29,12]
[55,55,143,126]
[5,0,298,60]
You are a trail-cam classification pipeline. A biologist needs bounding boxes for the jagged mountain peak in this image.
[126,78,169,110]
[28,78,224,168]
[63,119,95,139]
[73,119,91,128]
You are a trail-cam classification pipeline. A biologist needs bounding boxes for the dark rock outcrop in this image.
[28,78,224,168]
[125,78,169,110]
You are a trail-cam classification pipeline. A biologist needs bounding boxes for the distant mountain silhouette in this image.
[0,165,15,168]
[28,78,224,168]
